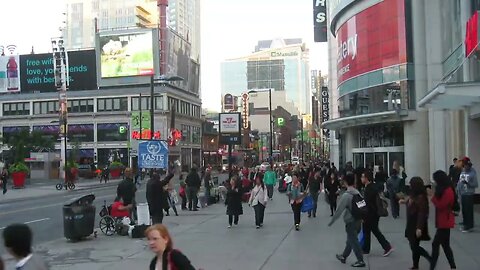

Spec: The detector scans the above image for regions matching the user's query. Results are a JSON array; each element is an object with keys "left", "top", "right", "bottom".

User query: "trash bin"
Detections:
[{"left": 63, "top": 194, "right": 96, "bottom": 240}]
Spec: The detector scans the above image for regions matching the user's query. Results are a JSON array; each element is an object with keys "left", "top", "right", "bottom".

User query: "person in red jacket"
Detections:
[{"left": 430, "top": 170, "right": 456, "bottom": 270}]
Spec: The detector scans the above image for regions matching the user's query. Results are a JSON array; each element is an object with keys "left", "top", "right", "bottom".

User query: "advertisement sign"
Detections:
[
  {"left": 99, "top": 31, "right": 154, "bottom": 78},
  {"left": 0, "top": 53, "right": 20, "bottom": 93},
  {"left": 33, "top": 125, "right": 60, "bottom": 142},
  {"left": 241, "top": 93, "right": 249, "bottom": 129},
  {"left": 219, "top": 113, "right": 241, "bottom": 145},
  {"left": 166, "top": 29, "right": 193, "bottom": 92},
  {"left": 19, "top": 50, "right": 97, "bottom": 93},
  {"left": 465, "top": 11, "right": 478, "bottom": 58},
  {"left": 321, "top": 86, "right": 330, "bottom": 136},
  {"left": 223, "top": 94, "right": 234, "bottom": 111},
  {"left": 336, "top": 0, "right": 407, "bottom": 85},
  {"left": 138, "top": 140, "right": 169, "bottom": 169},
  {"left": 314, "top": 0, "right": 328, "bottom": 42}
]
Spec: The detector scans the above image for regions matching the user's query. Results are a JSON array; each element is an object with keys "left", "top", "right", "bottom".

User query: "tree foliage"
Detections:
[{"left": 3, "top": 130, "right": 55, "bottom": 163}]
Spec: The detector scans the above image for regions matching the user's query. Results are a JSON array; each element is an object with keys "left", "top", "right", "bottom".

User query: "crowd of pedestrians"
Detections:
[{"left": 1, "top": 155, "right": 478, "bottom": 270}]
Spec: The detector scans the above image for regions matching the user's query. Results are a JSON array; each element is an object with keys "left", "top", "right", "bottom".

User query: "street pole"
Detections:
[
  {"left": 139, "top": 93, "right": 142, "bottom": 139},
  {"left": 301, "top": 118, "right": 304, "bottom": 162},
  {"left": 150, "top": 75, "right": 155, "bottom": 139},
  {"left": 268, "top": 88, "right": 273, "bottom": 164}
]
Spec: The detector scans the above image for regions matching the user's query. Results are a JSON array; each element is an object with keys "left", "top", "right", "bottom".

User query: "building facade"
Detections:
[
  {"left": 323, "top": 0, "right": 428, "bottom": 181},
  {"left": 220, "top": 38, "right": 311, "bottom": 114},
  {"left": 65, "top": 0, "right": 159, "bottom": 49}
]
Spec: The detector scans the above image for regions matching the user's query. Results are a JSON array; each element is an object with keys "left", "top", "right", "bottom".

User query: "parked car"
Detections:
[{"left": 77, "top": 164, "right": 96, "bottom": 179}]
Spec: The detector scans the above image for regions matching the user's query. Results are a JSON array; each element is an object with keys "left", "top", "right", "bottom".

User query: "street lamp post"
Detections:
[
  {"left": 52, "top": 37, "right": 69, "bottom": 182},
  {"left": 248, "top": 89, "right": 273, "bottom": 164}
]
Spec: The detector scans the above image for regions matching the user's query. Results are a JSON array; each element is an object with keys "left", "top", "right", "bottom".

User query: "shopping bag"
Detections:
[
  {"left": 357, "top": 226, "right": 365, "bottom": 246},
  {"left": 301, "top": 195, "right": 314, "bottom": 212}
]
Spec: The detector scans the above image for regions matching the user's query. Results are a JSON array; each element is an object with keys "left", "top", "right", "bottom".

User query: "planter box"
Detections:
[
  {"left": 12, "top": 172, "right": 27, "bottom": 188},
  {"left": 110, "top": 168, "right": 122, "bottom": 179}
]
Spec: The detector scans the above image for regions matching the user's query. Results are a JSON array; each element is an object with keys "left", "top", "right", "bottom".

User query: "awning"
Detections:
[
  {"left": 418, "top": 82, "right": 480, "bottom": 110},
  {"left": 321, "top": 110, "right": 413, "bottom": 130}
]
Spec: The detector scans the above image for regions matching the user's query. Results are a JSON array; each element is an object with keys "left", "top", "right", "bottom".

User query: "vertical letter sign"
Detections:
[
  {"left": 138, "top": 140, "right": 169, "bottom": 169},
  {"left": 314, "top": 0, "right": 327, "bottom": 42}
]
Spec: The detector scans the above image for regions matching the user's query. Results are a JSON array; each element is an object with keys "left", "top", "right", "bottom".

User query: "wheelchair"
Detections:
[{"left": 98, "top": 200, "right": 130, "bottom": 236}]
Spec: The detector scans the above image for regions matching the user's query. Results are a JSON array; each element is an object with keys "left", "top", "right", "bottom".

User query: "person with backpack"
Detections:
[
  {"left": 429, "top": 170, "right": 457, "bottom": 270},
  {"left": 146, "top": 224, "right": 196, "bottom": 270},
  {"left": 328, "top": 173, "right": 366, "bottom": 268},
  {"left": 360, "top": 171, "right": 394, "bottom": 256},
  {"left": 386, "top": 169, "right": 403, "bottom": 218},
  {"left": 248, "top": 177, "right": 269, "bottom": 229}
]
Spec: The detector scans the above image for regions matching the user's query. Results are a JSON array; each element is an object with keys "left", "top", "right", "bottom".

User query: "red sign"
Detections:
[
  {"left": 336, "top": 0, "right": 407, "bottom": 85},
  {"left": 466, "top": 11, "right": 478, "bottom": 58},
  {"left": 131, "top": 129, "right": 161, "bottom": 140}
]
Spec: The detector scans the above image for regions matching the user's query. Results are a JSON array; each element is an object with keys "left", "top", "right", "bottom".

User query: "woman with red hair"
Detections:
[{"left": 146, "top": 224, "right": 196, "bottom": 270}]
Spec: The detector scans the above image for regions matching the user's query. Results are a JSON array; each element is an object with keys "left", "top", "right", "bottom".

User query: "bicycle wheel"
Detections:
[
  {"left": 99, "top": 216, "right": 116, "bottom": 236},
  {"left": 67, "top": 182, "right": 75, "bottom": 190},
  {"left": 56, "top": 183, "right": 63, "bottom": 190}
]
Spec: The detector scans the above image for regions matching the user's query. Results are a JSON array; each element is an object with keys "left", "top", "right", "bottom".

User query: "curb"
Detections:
[{"left": 0, "top": 182, "right": 119, "bottom": 205}]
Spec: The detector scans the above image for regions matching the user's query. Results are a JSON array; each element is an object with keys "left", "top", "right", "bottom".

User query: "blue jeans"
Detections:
[
  {"left": 342, "top": 221, "right": 364, "bottom": 262},
  {"left": 461, "top": 194, "right": 474, "bottom": 230}
]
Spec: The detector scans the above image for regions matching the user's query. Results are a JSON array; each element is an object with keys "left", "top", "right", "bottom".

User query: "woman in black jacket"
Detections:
[
  {"left": 400, "top": 177, "right": 432, "bottom": 270},
  {"left": 225, "top": 176, "right": 243, "bottom": 228},
  {"left": 324, "top": 172, "right": 340, "bottom": 216},
  {"left": 146, "top": 224, "right": 196, "bottom": 270}
]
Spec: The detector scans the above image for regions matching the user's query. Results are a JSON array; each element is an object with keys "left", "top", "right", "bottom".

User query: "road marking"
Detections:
[
  {"left": 0, "top": 218, "right": 51, "bottom": 230},
  {"left": 24, "top": 218, "right": 50, "bottom": 224}
]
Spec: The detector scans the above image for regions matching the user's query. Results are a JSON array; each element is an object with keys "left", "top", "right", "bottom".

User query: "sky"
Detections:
[{"left": 0, "top": 0, "right": 329, "bottom": 111}]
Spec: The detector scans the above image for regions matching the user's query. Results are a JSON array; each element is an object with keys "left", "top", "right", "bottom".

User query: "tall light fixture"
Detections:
[{"left": 52, "top": 37, "right": 69, "bottom": 182}]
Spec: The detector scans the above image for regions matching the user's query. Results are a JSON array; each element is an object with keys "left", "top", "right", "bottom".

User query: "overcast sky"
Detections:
[{"left": 0, "top": 0, "right": 328, "bottom": 111}]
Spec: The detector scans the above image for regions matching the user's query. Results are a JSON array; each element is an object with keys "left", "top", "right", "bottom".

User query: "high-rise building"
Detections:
[
  {"left": 64, "top": 0, "right": 159, "bottom": 49},
  {"left": 167, "top": 0, "right": 200, "bottom": 61},
  {"left": 221, "top": 38, "right": 311, "bottom": 114}
]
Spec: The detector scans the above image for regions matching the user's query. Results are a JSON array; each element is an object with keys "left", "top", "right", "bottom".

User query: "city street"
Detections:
[{"left": 2, "top": 186, "right": 480, "bottom": 270}]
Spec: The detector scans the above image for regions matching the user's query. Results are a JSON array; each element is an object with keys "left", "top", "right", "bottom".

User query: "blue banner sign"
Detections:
[{"left": 138, "top": 140, "right": 169, "bottom": 169}]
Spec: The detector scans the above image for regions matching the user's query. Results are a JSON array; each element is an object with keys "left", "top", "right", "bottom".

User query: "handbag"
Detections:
[{"left": 301, "top": 195, "right": 314, "bottom": 212}]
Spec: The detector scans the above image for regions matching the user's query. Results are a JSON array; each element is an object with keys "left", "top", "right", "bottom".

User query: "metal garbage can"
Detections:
[{"left": 63, "top": 194, "right": 96, "bottom": 240}]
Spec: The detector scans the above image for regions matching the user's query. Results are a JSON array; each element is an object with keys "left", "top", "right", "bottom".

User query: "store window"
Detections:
[
  {"left": 97, "top": 123, "right": 128, "bottom": 141},
  {"left": 357, "top": 124, "right": 404, "bottom": 148}
]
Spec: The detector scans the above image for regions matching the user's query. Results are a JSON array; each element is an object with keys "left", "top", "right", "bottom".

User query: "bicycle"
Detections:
[{"left": 56, "top": 181, "right": 75, "bottom": 190}]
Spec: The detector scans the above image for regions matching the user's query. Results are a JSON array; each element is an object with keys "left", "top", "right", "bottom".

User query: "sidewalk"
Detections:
[
  {"left": 3, "top": 190, "right": 480, "bottom": 269},
  {"left": 0, "top": 178, "right": 121, "bottom": 204}
]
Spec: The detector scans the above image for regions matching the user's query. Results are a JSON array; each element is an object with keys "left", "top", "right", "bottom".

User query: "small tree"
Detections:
[{"left": 3, "top": 129, "right": 54, "bottom": 166}]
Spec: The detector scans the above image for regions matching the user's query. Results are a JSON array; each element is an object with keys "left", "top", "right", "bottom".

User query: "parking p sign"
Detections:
[{"left": 138, "top": 141, "right": 169, "bottom": 169}]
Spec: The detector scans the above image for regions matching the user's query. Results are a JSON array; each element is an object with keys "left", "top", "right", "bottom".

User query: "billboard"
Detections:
[
  {"left": 219, "top": 113, "right": 241, "bottom": 145},
  {"left": 19, "top": 50, "right": 97, "bottom": 93},
  {"left": 336, "top": 0, "right": 407, "bottom": 85},
  {"left": 223, "top": 94, "right": 234, "bottom": 111},
  {"left": 314, "top": 0, "right": 328, "bottom": 42},
  {"left": 166, "top": 29, "right": 193, "bottom": 92},
  {"left": 0, "top": 54, "right": 20, "bottom": 93},
  {"left": 99, "top": 31, "right": 154, "bottom": 78}
]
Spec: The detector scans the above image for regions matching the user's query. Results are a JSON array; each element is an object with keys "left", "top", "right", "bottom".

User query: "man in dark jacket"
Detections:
[
  {"left": 361, "top": 171, "right": 393, "bottom": 256},
  {"left": 185, "top": 167, "right": 201, "bottom": 211},
  {"left": 117, "top": 168, "right": 137, "bottom": 205},
  {"left": 146, "top": 170, "right": 174, "bottom": 224}
]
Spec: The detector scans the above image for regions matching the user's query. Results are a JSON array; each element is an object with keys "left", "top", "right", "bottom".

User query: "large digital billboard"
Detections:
[
  {"left": 99, "top": 31, "right": 154, "bottom": 78},
  {"left": 19, "top": 50, "right": 97, "bottom": 93},
  {"left": 336, "top": 0, "right": 407, "bottom": 85},
  {"left": 167, "top": 30, "right": 191, "bottom": 93},
  {"left": 0, "top": 54, "right": 21, "bottom": 93}
]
